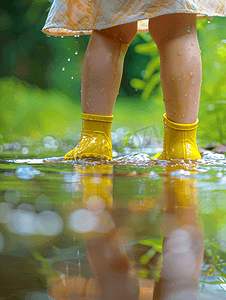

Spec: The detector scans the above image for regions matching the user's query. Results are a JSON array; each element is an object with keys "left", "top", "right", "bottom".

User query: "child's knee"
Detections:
[
  {"left": 149, "top": 13, "right": 196, "bottom": 45},
  {"left": 97, "top": 21, "right": 137, "bottom": 45}
]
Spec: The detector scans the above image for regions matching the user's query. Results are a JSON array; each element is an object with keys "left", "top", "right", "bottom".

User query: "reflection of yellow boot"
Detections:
[
  {"left": 154, "top": 114, "right": 201, "bottom": 160},
  {"left": 153, "top": 164, "right": 204, "bottom": 300},
  {"left": 65, "top": 113, "right": 114, "bottom": 161},
  {"left": 77, "top": 165, "right": 113, "bottom": 210},
  {"left": 163, "top": 164, "right": 199, "bottom": 210}
]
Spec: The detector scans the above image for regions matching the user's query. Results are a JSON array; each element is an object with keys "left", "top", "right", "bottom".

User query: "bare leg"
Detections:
[
  {"left": 149, "top": 13, "right": 202, "bottom": 124},
  {"left": 81, "top": 22, "right": 137, "bottom": 116},
  {"left": 64, "top": 22, "right": 137, "bottom": 160}
]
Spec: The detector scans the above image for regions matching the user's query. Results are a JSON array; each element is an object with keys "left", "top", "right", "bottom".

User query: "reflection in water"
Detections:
[
  {"left": 46, "top": 163, "right": 204, "bottom": 300},
  {"left": 153, "top": 164, "right": 204, "bottom": 300}
]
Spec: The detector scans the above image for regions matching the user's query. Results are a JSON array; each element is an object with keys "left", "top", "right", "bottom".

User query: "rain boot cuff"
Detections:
[
  {"left": 82, "top": 113, "right": 114, "bottom": 123},
  {"left": 163, "top": 113, "right": 199, "bottom": 131}
]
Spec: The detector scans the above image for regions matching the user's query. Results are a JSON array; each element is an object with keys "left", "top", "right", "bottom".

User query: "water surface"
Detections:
[{"left": 1, "top": 150, "right": 226, "bottom": 299}]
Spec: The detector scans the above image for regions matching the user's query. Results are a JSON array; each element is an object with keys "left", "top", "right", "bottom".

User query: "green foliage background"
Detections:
[{"left": 1, "top": 0, "right": 226, "bottom": 147}]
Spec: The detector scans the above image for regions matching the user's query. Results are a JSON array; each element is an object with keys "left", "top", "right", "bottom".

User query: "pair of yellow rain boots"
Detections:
[{"left": 64, "top": 113, "right": 201, "bottom": 161}]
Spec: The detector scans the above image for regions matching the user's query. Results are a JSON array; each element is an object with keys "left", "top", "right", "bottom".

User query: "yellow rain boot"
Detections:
[
  {"left": 64, "top": 113, "right": 114, "bottom": 161},
  {"left": 154, "top": 114, "right": 201, "bottom": 160}
]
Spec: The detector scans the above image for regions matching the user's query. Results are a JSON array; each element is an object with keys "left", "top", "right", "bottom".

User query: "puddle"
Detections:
[{"left": 0, "top": 150, "right": 226, "bottom": 299}]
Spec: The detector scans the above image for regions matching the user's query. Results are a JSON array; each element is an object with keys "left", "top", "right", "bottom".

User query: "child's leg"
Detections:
[
  {"left": 149, "top": 13, "right": 201, "bottom": 124},
  {"left": 64, "top": 22, "right": 137, "bottom": 160},
  {"left": 149, "top": 14, "right": 202, "bottom": 159},
  {"left": 82, "top": 22, "right": 137, "bottom": 116}
]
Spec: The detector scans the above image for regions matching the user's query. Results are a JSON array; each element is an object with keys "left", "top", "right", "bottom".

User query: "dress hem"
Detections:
[{"left": 42, "top": 11, "right": 224, "bottom": 37}]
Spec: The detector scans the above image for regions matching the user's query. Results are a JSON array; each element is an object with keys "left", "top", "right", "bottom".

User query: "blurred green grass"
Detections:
[
  {"left": 1, "top": 1, "right": 226, "bottom": 150},
  {"left": 0, "top": 76, "right": 165, "bottom": 144}
]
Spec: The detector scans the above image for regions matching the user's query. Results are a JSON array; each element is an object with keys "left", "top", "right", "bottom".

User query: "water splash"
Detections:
[{"left": 15, "top": 165, "right": 41, "bottom": 180}]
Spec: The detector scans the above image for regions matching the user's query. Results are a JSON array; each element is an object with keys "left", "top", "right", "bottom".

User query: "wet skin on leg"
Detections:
[
  {"left": 149, "top": 13, "right": 202, "bottom": 159},
  {"left": 64, "top": 22, "right": 137, "bottom": 160},
  {"left": 81, "top": 22, "right": 137, "bottom": 116},
  {"left": 149, "top": 13, "right": 202, "bottom": 124}
]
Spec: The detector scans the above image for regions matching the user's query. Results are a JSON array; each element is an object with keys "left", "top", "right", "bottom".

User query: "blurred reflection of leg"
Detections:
[
  {"left": 77, "top": 165, "right": 139, "bottom": 300},
  {"left": 153, "top": 165, "right": 204, "bottom": 300},
  {"left": 85, "top": 229, "right": 139, "bottom": 300}
]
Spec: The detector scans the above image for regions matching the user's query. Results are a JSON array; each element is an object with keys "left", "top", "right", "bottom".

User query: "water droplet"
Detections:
[
  {"left": 195, "top": 65, "right": 197, "bottom": 68},
  {"left": 62, "top": 67, "right": 65, "bottom": 71},
  {"left": 177, "top": 51, "right": 182, "bottom": 56},
  {"left": 191, "top": 82, "right": 195, "bottom": 86},
  {"left": 87, "top": 103, "right": 90, "bottom": 107},
  {"left": 61, "top": 36, "right": 64, "bottom": 38},
  {"left": 68, "top": 48, "right": 70, "bottom": 50},
  {"left": 178, "top": 78, "right": 181, "bottom": 81},
  {"left": 92, "top": 109, "right": 94, "bottom": 112},
  {"left": 188, "top": 26, "right": 191, "bottom": 33},
  {"left": 191, "top": 42, "right": 194, "bottom": 46},
  {"left": 192, "top": 56, "right": 196, "bottom": 59},
  {"left": 190, "top": 89, "right": 192, "bottom": 92},
  {"left": 190, "top": 71, "right": 193, "bottom": 77},
  {"left": 86, "top": 83, "right": 89, "bottom": 87},
  {"left": 68, "top": 58, "right": 71, "bottom": 61},
  {"left": 75, "top": 51, "right": 78, "bottom": 55},
  {"left": 171, "top": 77, "right": 175, "bottom": 81},
  {"left": 185, "top": 94, "right": 188, "bottom": 97},
  {"left": 71, "top": 76, "right": 74, "bottom": 80},
  {"left": 207, "top": 21, "right": 210, "bottom": 24},
  {"left": 21, "top": 147, "right": 29, "bottom": 155},
  {"left": 182, "top": 114, "right": 185, "bottom": 118}
]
